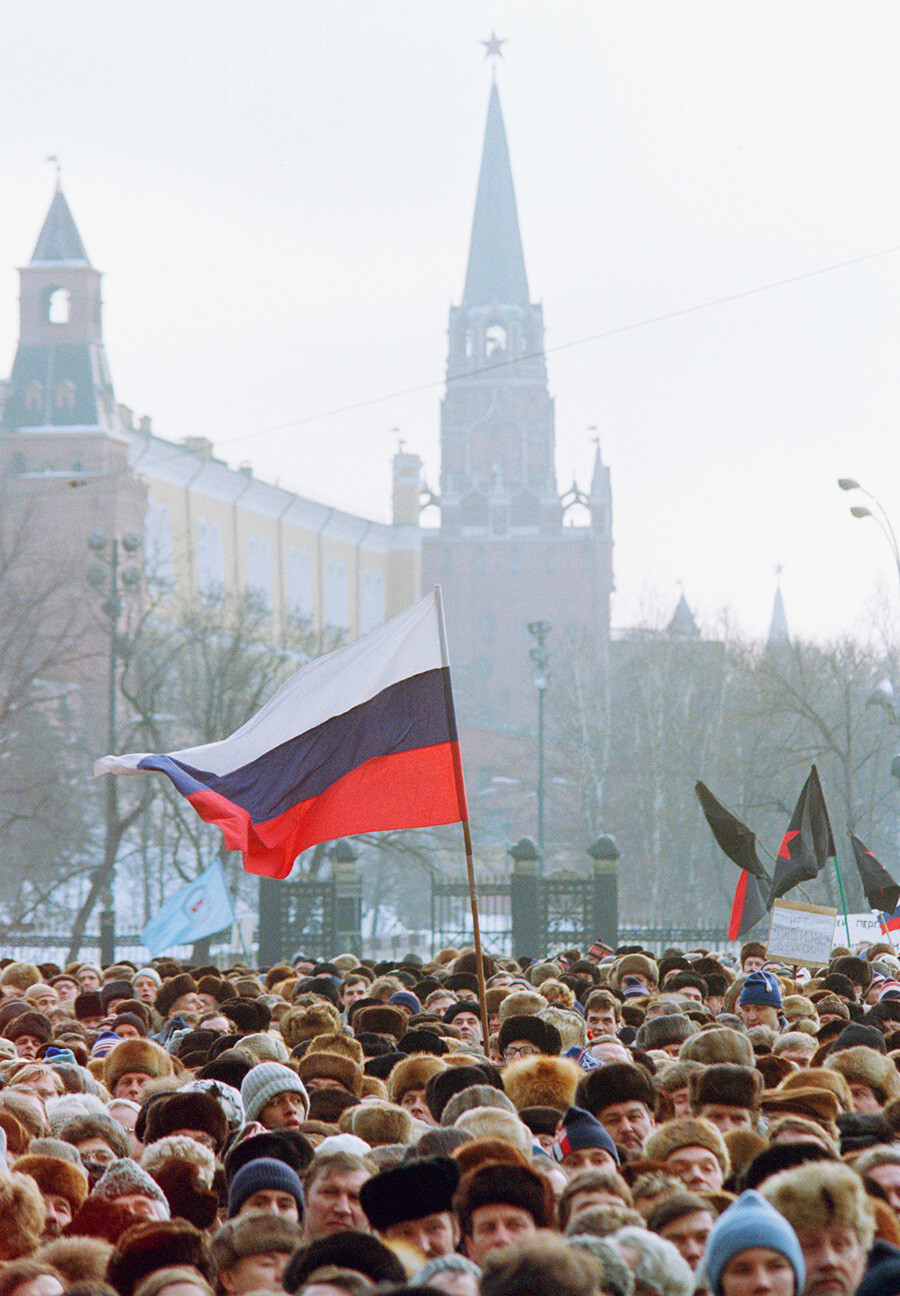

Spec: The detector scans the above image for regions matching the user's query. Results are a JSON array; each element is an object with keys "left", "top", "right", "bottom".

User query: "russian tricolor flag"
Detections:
[{"left": 95, "top": 590, "right": 468, "bottom": 878}]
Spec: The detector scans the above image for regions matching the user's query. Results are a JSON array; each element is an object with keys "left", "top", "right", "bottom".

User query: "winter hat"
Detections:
[
  {"left": 74, "top": 992, "right": 103, "bottom": 1021},
  {"left": 100, "top": 980, "right": 134, "bottom": 1010},
  {"left": 612, "top": 954, "right": 659, "bottom": 989},
  {"left": 132, "top": 968, "right": 161, "bottom": 990},
  {"left": 141, "top": 1135, "right": 216, "bottom": 1187},
  {"left": 440, "top": 1085, "right": 517, "bottom": 1127},
  {"left": 223, "top": 1125, "right": 314, "bottom": 1181},
  {"left": 241, "top": 1062, "right": 309, "bottom": 1123},
  {"left": 0, "top": 962, "right": 41, "bottom": 992},
  {"left": 92, "top": 1159, "right": 170, "bottom": 1212},
  {"left": 497, "top": 991, "right": 549, "bottom": 1023},
  {"left": 831, "top": 1024, "right": 887, "bottom": 1053},
  {"left": 154, "top": 974, "right": 198, "bottom": 1020},
  {"left": 3, "top": 1010, "right": 52, "bottom": 1043},
  {"left": 354, "top": 1006, "right": 407, "bottom": 1039},
  {"left": 111, "top": 1014, "right": 148, "bottom": 1038},
  {"left": 497, "top": 1014, "right": 562, "bottom": 1057},
  {"left": 738, "top": 972, "right": 782, "bottom": 1010},
  {"left": 150, "top": 1158, "right": 219, "bottom": 1231},
  {"left": 91, "top": 1030, "right": 123, "bottom": 1059},
  {"left": 778, "top": 1067, "right": 852, "bottom": 1111},
  {"left": 236, "top": 1032, "right": 289, "bottom": 1065},
  {"left": 56, "top": 1113, "right": 131, "bottom": 1161},
  {"left": 398, "top": 1029, "right": 448, "bottom": 1056},
  {"left": 346, "top": 1102, "right": 411, "bottom": 1147},
  {"left": 198, "top": 1050, "right": 254, "bottom": 1092},
  {"left": 106, "top": 1219, "right": 212, "bottom": 1296},
  {"left": 644, "top": 1118, "right": 731, "bottom": 1177},
  {"left": 178, "top": 1078, "right": 245, "bottom": 1131},
  {"left": 578, "top": 1062, "right": 655, "bottom": 1116},
  {"left": 689, "top": 1065, "right": 762, "bottom": 1114},
  {"left": 679, "top": 1028, "right": 755, "bottom": 1068},
  {"left": 143, "top": 1089, "right": 230, "bottom": 1153},
  {"left": 0, "top": 1000, "right": 29, "bottom": 1031},
  {"left": 636, "top": 1014, "right": 698, "bottom": 1051},
  {"left": 13, "top": 1153, "right": 89, "bottom": 1213},
  {"left": 221, "top": 997, "right": 273, "bottom": 1036},
  {"left": 425, "top": 1066, "right": 491, "bottom": 1121},
  {"left": 103, "top": 1039, "right": 173, "bottom": 1095},
  {"left": 701, "top": 1189, "right": 804, "bottom": 1296},
  {"left": 453, "top": 1161, "right": 553, "bottom": 1234},
  {"left": 279, "top": 1002, "right": 339, "bottom": 1048},
  {"left": 296, "top": 1051, "right": 362, "bottom": 1096},
  {"left": 552, "top": 1105, "right": 619, "bottom": 1164},
  {"left": 360, "top": 1155, "right": 459, "bottom": 1232},
  {"left": 227, "top": 1157, "right": 304, "bottom": 1218},
  {"left": 502, "top": 1055, "right": 582, "bottom": 1112},
  {"left": 388, "top": 992, "right": 421, "bottom": 1014},
  {"left": 387, "top": 1053, "right": 446, "bottom": 1105},
  {"left": 210, "top": 1215, "right": 302, "bottom": 1273},
  {"left": 826, "top": 1045, "right": 900, "bottom": 1102}
]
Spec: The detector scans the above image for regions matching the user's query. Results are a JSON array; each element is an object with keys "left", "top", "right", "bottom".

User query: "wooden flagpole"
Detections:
[{"left": 434, "top": 586, "right": 491, "bottom": 1051}]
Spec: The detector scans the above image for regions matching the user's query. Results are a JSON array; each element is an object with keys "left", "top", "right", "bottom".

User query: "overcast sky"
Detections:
[{"left": 2, "top": 2, "right": 899, "bottom": 643}]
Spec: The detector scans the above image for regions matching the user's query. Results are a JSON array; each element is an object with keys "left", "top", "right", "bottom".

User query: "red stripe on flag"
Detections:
[
  {"left": 187, "top": 741, "right": 464, "bottom": 878},
  {"left": 728, "top": 870, "right": 749, "bottom": 941}
]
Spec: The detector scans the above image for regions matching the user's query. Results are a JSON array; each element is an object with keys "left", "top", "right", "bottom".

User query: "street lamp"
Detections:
[
  {"left": 837, "top": 478, "right": 900, "bottom": 595},
  {"left": 87, "top": 530, "right": 142, "bottom": 964},
  {"left": 527, "top": 620, "right": 551, "bottom": 856}
]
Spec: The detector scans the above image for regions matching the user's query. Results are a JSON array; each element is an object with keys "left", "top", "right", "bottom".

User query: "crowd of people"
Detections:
[{"left": 0, "top": 936, "right": 898, "bottom": 1296}]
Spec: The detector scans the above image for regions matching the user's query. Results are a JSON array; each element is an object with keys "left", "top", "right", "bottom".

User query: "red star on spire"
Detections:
[{"left": 481, "top": 31, "right": 507, "bottom": 61}]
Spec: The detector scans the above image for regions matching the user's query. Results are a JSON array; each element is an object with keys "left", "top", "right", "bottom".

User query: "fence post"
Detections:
[
  {"left": 329, "top": 839, "right": 362, "bottom": 957},
  {"left": 257, "top": 877, "right": 285, "bottom": 966},
  {"left": 588, "top": 836, "right": 620, "bottom": 950},
  {"left": 509, "top": 837, "right": 543, "bottom": 961}
]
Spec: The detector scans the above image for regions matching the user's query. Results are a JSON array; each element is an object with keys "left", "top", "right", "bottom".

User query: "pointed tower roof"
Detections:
[
  {"left": 30, "top": 188, "right": 90, "bottom": 265},
  {"left": 668, "top": 591, "right": 700, "bottom": 639},
  {"left": 462, "top": 83, "right": 529, "bottom": 308},
  {"left": 767, "top": 583, "right": 789, "bottom": 646}
]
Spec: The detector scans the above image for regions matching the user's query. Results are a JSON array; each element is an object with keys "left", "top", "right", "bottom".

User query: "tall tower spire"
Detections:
[{"left": 462, "top": 83, "right": 529, "bottom": 309}]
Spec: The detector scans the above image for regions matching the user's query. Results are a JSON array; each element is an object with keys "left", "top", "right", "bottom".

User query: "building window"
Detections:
[
  {"left": 287, "top": 547, "right": 312, "bottom": 619},
  {"left": 55, "top": 380, "right": 76, "bottom": 410},
  {"left": 46, "top": 288, "right": 70, "bottom": 324},
  {"left": 25, "top": 381, "right": 43, "bottom": 412},
  {"left": 196, "top": 517, "right": 224, "bottom": 594},
  {"left": 246, "top": 535, "right": 271, "bottom": 608}
]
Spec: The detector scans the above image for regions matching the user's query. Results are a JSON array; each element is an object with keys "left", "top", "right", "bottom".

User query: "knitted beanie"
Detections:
[
  {"left": 226, "top": 1156, "right": 304, "bottom": 1218},
  {"left": 132, "top": 968, "right": 162, "bottom": 989},
  {"left": 701, "top": 1189, "right": 804, "bottom": 1296},
  {"left": 92, "top": 1158, "right": 170, "bottom": 1211},
  {"left": 738, "top": 972, "right": 782, "bottom": 1010},
  {"left": 552, "top": 1105, "right": 619, "bottom": 1164},
  {"left": 241, "top": 1062, "right": 309, "bottom": 1123}
]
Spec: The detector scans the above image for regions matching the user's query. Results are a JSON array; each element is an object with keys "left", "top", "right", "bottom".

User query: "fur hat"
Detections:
[
  {"left": 578, "top": 1062, "right": 655, "bottom": 1116},
  {"left": 612, "top": 954, "right": 659, "bottom": 989},
  {"left": 346, "top": 1102, "right": 411, "bottom": 1147},
  {"left": 226, "top": 1157, "right": 304, "bottom": 1219},
  {"left": 282, "top": 1228, "right": 406, "bottom": 1289},
  {"left": 760, "top": 1160, "right": 875, "bottom": 1254},
  {"left": 644, "top": 1117, "right": 730, "bottom": 1176},
  {"left": 760, "top": 1087, "right": 841, "bottom": 1134},
  {"left": 398, "top": 1028, "right": 448, "bottom": 1057},
  {"left": 103, "top": 1039, "right": 173, "bottom": 1095},
  {"left": 441, "top": 1085, "right": 517, "bottom": 1127},
  {"left": 826, "top": 1046, "right": 900, "bottom": 1103},
  {"left": 0, "top": 962, "right": 41, "bottom": 992},
  {"left": 637, "top": 1015, "right": 698, "bottom": 1052},
  {"left": 241, "top": 1062, "right": 309, "bottom": 1123},
  {"left": 497, "top": 1015, "right": 562, "bottom": 1057},
  {"left": 0, "top": 1110, "right": 36, "bottom": 1158},
  {"left": 296, "top": 1051, "right": 362, "bottom": 1096},
  {"left": 387, "top": 1054, "right": 446, "bottom": 1105},
  {"left": 220, "top": 998, "right": 272, "bottom": 1035},
  {"left": 143, "top": 1089, "right": 229, "bottom": 1152},
  {"left": 101, "top": 980, "right": 135, "bottom": 1010},
  {"left": 764, "top": 1116, "right": 839, "bottom": 1156},
  {"left": 360, "top": 1154, "right": 459, "bottom": 1231},
  {"left": 14, "top": 1152, "right": 89, "bottom": 1212},
  {"left": 353, "top": 1006, "right": 407, "bottom": 1039},
  {"left": 223, "top": 1126, "right": 315, "bottom": 1181},
  {"left": 154, "top": 974, "right": 198, "bottom": 1020},
  {"left": 107, "top": 1219, "right": 213, "bottom": 1296},
  {"left": 151, "top": 1159, "right": 219, "bottom": 1231},
  {"left": 239, "top": 1032, "right": 289, "bottom": 1065},
  {"left": 210, "top": 1215, "right": 302, "bottom": 1271},
  {"left": 279, "top": 1003, "right": 340, "bottom": 1049},
  {"left": 689, "top": 1065, "right": 762, "bottom": 1114},
  {"left": 425, "top": 1066, "right": 490, "bottom": 1121},
  {"left": 74, "top": 992, "right": 103, "bottom": 1021},
  {"left": 0, "top": 1171, "right": 48, "bottom": 1256},
  {"left": 497, "top": 991, "right": 549, "bottom": 1023},
  {"left": 37, "top": 1234, "right": 114, "bottom": 1282},
  {"left": 539, "top": 1006, "right": 587, "bottom": 1050},
  {"left": 679, "top": 1028, "right": 755, "bottom": 1068},
  {"left": 198, "top": 1050, "right": 254, "bottom": 1092},
  {"left": 502, "top": 1055, "right": 582, "bottom": 1112},
  {"left": 778, "top": 1067, "right": 852, "bottom": 1111},
  {"left": 307, "top": 1031, "right": 364, "bottom": 1065},
  {"left": 453, "top": 1161, "right": 553, "bottom": 1234},
  {"left": 3, "top": 1010, "right": 52, "bottom": 1043},
  {"left": 140, "top": 1135, "right": 216, "bottom": 1187}
]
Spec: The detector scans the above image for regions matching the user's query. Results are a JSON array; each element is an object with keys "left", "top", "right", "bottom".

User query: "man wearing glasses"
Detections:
[{"left": 497, "top": 1015, "right": 561, "bottom": 1065}]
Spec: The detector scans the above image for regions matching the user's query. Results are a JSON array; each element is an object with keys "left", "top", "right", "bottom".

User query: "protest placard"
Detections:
[{"left": 767, "top": 900, "right": 837, "bottom": 967}]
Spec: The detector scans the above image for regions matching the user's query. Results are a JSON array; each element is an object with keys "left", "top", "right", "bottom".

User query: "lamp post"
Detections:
[
  {"left": 86, "top": 530, "right": 142, "bottom": 964},
  {"left": 527, "top": 620, "right": 551, "bottom": 856},
  {"left": 837, "top": 478, "right": 900, "bottom": 596}
]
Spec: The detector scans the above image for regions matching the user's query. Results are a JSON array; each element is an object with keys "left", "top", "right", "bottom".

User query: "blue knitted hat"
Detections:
[
  {"left": 738, "top": 971, "right": 782, "bottom": 1009},
  {"left": 552, "top": 1106, "right": 619, "bottom": 1165},
  {"left": 702, "top": 1190, "right": 804, "bottom": 1296},
  {"left": 227, "top": 1157, "right": 304, "bottom": 1219}
]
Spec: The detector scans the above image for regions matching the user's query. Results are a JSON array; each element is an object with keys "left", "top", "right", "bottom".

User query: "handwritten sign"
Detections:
[{"left": 767, "top": 900, "right": 837, "bottom": 967}]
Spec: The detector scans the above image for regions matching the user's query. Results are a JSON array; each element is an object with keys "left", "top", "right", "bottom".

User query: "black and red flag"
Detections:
[
  {"left": 768, "top": 765, "right": 835, "bottom": 905},
  {"left": 849, "top": 833, "right": 900, "bottom": 915},
  {"left": 694, "top": 781, "right": 772, "bottom": 939}
]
